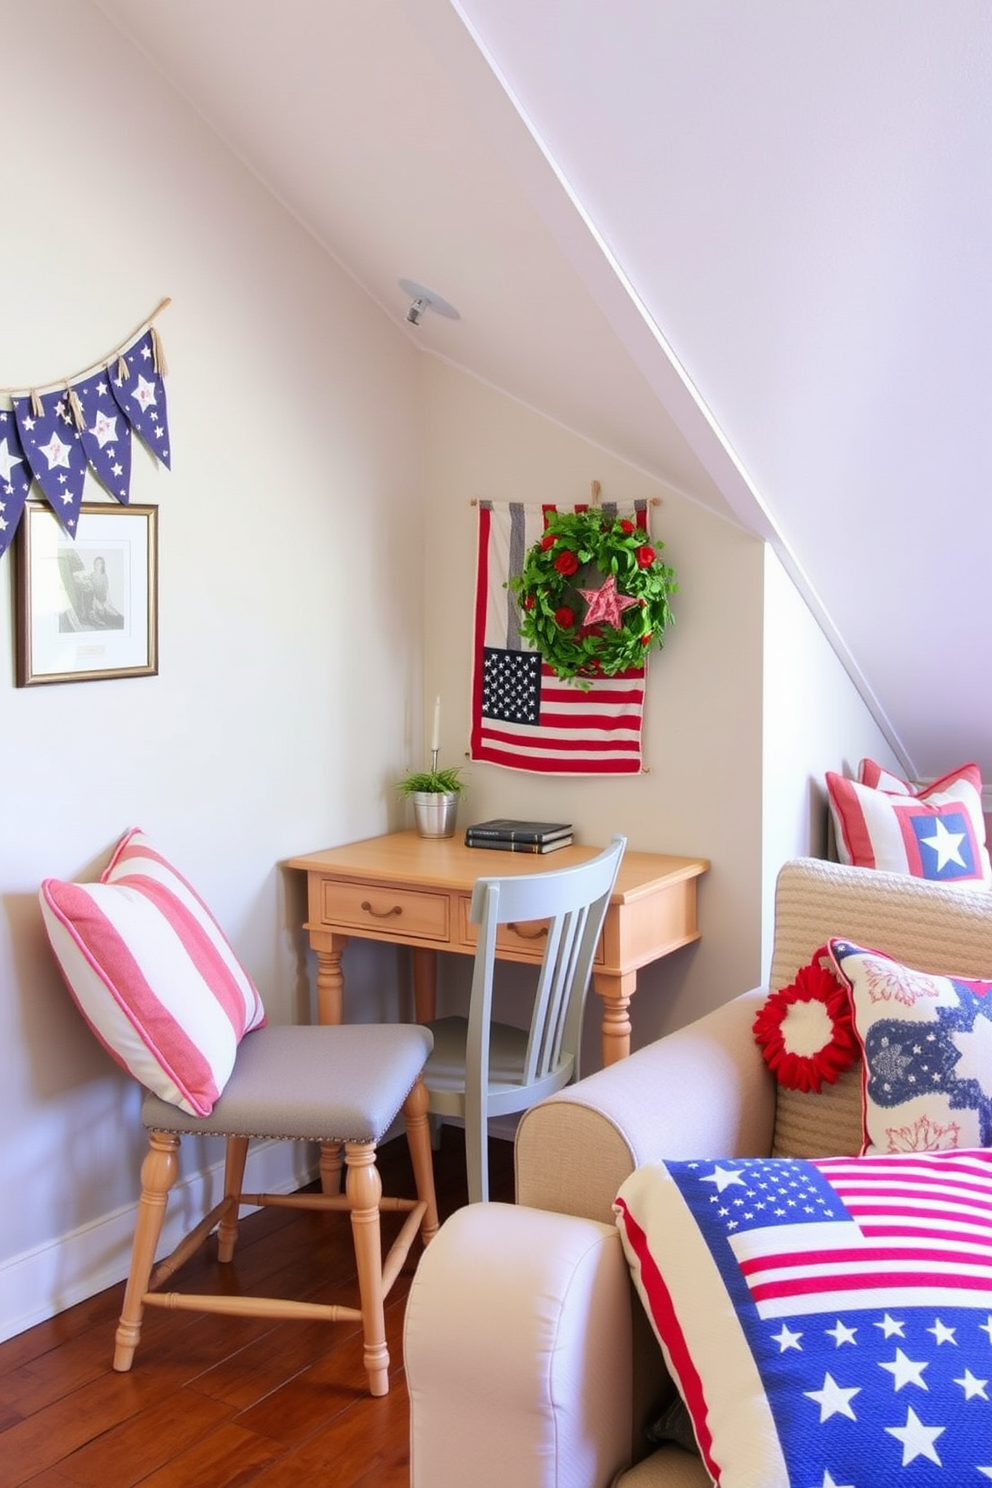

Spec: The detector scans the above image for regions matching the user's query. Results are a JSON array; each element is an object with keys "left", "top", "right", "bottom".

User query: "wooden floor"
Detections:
[{"left": 0, "top": 1127, "right": 515, "bottom": 1488}]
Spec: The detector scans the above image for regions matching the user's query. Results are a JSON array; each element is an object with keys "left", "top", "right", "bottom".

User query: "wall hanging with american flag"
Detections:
[
  {"left": 470, "top": 498, "right": 672, "bottom": 776},
  {"left": 0, "top": 299, "right": 171, "bottom": 561}
]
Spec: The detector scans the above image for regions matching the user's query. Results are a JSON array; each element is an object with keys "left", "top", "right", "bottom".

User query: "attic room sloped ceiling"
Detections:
[{"left": 91, "top": 0, "right": 992, "bottom": 786}]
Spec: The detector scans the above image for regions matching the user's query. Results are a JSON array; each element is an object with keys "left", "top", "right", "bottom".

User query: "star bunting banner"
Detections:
[
  {"left": 0, "top": 301, "right": 170, "bottom": 551},
  {"left": 13, "top": 389, "right": 89, "bottom": 538},
  {"left": 470, "top": 499, "right": 648, "bottom": 775},
  {"left": 0, "top": 408, "right": 34, "bottom": 559}
]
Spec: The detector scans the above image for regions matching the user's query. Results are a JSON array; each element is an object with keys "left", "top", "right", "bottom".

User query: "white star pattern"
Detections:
[
  {"left": 88, "top": 410, "right": 119, "bottom": 448},
  {"left": 819, "top": 1474, "right": 855, "bottom": 1488},
  {"left": 130, "top": 374, "right": 157, "bottom": 410},
  {"left": 875, "top": 1313, "right": 906, "bottom": 1338},
  {"left": 804, "top": 1373, "right": 860, "bottom": 1422},
  {"left": 955, "top": 1369, "right": 989, "bottom": 1399},
  {"left": 928, "top": 1318, "right": 957, "bottom": 1345},
  {"left": 0, "top": 438, "right": 23, "bottom": 483},
  {"left": 772, "top": 1323, "right": 803, "bottom": 1352},
  {"left": 885, "top": 1405, "right": 945, "bottom": 1465},
  {"left": 920, "top": 817, "right": 967, "bottom": 871},
  {"left": 38, "top": 432, "right": 71, "bottom": 470},
  {"left": 700, "top": 1164, "right": 747, "bottom": 1193},
  {"left": 826, "top": 1320, "right": 857, "bottom": 1347},
  {"left": 879, "top": 1348, "right": 929, "bottom": 1390}
]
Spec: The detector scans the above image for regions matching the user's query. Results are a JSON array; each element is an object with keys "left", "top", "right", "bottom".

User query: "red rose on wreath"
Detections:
[
  {"left": 540, "top": 534, "right": 557, "bottom": 551},
  {"left": 619, "top": 519, "right": 635, "bottom": 534},
  {"left": 555, "top": 551, "right": 579, "bottom": 576},
  {"left": 636, "top": 545, "right": 656, "bottom": 568},
  {"left": 752, "top": 947, "right": 858, "bottom": 1093},
  {"left": 554, "top": 607, "right": 575, "bottom": 629},
  {"left": 523, "top": 595, "right": 535, "bottom": 610}
]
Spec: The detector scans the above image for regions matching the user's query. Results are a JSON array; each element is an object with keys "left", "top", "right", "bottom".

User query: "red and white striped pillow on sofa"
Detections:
[{"left": 40, "top": 827, "right": 266, "bottom": 1115}]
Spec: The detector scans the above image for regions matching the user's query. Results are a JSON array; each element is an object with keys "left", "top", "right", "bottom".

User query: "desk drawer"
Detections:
[
  {"left": 458, "top": 899, "right": 605, "bottom": 965},
  {"left": 318, "top": 880, "right": 450, "bottom": 942}
]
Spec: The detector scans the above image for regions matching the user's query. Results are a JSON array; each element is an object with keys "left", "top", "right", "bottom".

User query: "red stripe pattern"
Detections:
[
  {"left": 615, "top": 1149, "right": 992, "bottom": 1485},
  {"left": 40, "top": 827, "right": 265, "bottom": 1116}
]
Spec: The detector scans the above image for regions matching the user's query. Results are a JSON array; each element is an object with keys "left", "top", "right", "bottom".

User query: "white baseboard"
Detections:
[{"left": 0, "top": 1139, "right": 318, "bottom": 1346}]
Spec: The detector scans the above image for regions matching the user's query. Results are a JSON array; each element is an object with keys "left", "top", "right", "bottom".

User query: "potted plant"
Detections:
[{"left": 396, "top": 764, "right": 465, "bottom": 839}]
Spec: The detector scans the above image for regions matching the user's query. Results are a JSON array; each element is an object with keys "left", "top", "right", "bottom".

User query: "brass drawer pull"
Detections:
[
  {"left": 506, "top": 922, "right": 548, "bottom": 941},
  {"left": 361, "top": 900, "right": 403, "bottom": 920}
]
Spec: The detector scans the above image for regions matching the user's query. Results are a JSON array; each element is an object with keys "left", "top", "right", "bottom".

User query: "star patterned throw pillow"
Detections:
[
  {"left": 825, "top": 762, "right": 991, "bottom": 891},
  {"left": 828, "top": 939, "right": 992, "bottom": 1155},
  {"left": 615, "top": 1149, "right": 992, "bottom": 1488}
]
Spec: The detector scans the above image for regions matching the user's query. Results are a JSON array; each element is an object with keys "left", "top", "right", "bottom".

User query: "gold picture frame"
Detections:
[{"left": 15, "top": 501, "right": 158, "bottom": 686}]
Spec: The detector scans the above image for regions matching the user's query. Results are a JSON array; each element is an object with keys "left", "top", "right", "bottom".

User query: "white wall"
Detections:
[
  {"left": 0, "top": 2, "right": 423, "bottom": 1338},
  {"left": 420, "top": 359, "right": 769, "bottom": 1060},
  {"left": 760, "top": 545, "right": 908, "bottom": 975}
]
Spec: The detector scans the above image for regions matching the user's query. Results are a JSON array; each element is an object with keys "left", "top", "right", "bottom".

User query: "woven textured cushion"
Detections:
[
  {"left": 39, "top": 828, "right": 266, "bottom": 1116},
  {"left": 767, "top": 858, "right": 992, "bottom": 1160},
  {"left": 140, "top": 1024, "right": 433, "bottom": 1142},
  {"left": 829, "top": 938, "right": 992, "bottom": 1154},
  {"left": 615, "top": 1150, "right": 992, "bottom": 1487},
  {"left": 826, "top": 763, "right": 991, "bottom": 890}
]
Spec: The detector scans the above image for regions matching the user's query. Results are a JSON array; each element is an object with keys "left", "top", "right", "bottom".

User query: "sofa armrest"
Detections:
[
  {"left": 516, "top": 987, "right": 776, "bottom": 1225},
  {"left": 406, "top": 1203, "right": 637, "bottom": 1488}
]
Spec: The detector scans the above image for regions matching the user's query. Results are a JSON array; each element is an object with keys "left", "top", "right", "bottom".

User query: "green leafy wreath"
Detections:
[{"left": 507, "top": 508, "right": 678, "bottom": 685}]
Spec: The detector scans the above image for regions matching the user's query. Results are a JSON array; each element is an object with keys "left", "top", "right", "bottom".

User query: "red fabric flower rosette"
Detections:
[{"left": 752, "top": 946, "right": 858, "bottom": 1093}]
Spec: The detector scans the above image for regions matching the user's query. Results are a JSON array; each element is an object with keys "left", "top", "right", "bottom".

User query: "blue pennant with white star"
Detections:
[
  {"left": 0, "top": 408, "right": 33, "bottom": 557},
  {"left": 110, "top": 328, "right": 170, "bottom": 469},
  {"left": 73, "top": 368, "right": 133, "bottom": 503},
  {"left": 13, "top": 390, "right": 88, "bottom": 536}
]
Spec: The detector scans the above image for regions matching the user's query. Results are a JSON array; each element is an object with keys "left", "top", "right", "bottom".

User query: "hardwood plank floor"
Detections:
[{"left": 0, "top": 1127, "right": 514, "bottom": 1488}]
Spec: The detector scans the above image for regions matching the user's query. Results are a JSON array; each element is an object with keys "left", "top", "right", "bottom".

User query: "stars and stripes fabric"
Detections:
[
  {"left": 615, "top": 1150, "right": 992, "bottom": 1486},
  {"left": 470, "top": 500, "right": 647, "bottom": 775},
  {"left": 0, "top": 408, "right": 33, "bottom": 558},
  {"left": 13, "top": 390, "right": 89, "bottom": 536}
]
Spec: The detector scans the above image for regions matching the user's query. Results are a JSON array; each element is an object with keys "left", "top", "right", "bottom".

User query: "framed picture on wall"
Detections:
[{"left": 14, "top": 501, "right": 158, "bottom": 686}]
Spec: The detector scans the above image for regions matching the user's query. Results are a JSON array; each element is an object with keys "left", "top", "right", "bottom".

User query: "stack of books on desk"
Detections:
[{"left": 464, "top": 819, "right": 574, "bottom": 854}]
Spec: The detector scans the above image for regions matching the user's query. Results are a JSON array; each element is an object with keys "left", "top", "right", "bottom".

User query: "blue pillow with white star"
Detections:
[
  {"left": 615, "top": 1149, "right": 992, "bottom": 1488},
  {"left": 829, "top": 939, "right": 992, "bottom": 1155}
]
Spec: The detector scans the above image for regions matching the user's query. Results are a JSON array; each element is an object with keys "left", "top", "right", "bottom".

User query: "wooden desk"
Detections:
[{"left": 286, "top": 831, "right": 708, "bottom": 1067}]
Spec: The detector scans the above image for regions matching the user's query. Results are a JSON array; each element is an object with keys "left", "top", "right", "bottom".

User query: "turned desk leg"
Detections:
[
  {"left": 592, "top": 969, "right": 635, "bottom": 1066},
  {"left": 315, "top": 934, "right": 348, "bottom": 1025},
  {"left": 411, "top": 947, "right": 437, "bottom": 1024}
]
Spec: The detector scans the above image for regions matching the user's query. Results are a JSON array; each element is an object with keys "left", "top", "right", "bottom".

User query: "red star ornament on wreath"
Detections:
[{"left": 577, "top": 573, "right": 640, "bottom": 629}]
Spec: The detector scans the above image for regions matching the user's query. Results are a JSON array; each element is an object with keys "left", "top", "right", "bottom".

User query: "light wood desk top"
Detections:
[{"left": 287, "top": 831, "right": 709, "bottom": 1066}]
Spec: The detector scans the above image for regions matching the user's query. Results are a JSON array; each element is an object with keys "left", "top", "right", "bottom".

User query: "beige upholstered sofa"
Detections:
[{"left": 404, "top": 856, "right": 992, "bottom": 1488}]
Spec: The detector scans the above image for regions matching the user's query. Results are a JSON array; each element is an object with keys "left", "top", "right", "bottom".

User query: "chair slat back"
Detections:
[{"left": 468, "top": 835, "right": 626, "bottom": 1091}]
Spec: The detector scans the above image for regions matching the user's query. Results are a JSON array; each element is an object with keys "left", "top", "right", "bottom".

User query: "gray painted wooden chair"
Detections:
[{"left": 422, "top": 836, "right": 626, "bottom": 1202}]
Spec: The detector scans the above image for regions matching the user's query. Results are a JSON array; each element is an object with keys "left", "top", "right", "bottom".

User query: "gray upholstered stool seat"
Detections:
[
  {"left": 115, "top": 1022, "right": 438, "bottom": 1397},
  {"left": 141, "top": 1023, "right": 433, "bottom": 1142}
]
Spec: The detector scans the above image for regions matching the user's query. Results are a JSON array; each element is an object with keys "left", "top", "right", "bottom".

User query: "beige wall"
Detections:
[
  {"left": 0, "top": 3, "right": 423, "bottom": 1337},
  {"left": 419, "top": 359, "right": 768, "bottom": 1057}
]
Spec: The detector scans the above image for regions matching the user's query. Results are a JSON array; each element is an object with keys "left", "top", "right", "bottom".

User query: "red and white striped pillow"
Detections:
[
  {"left": 40, "top": 828, "right": 266, "bottom": 1115},
  {"left": 826, "top": 760, "right": 991, "bottom": 890}
]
